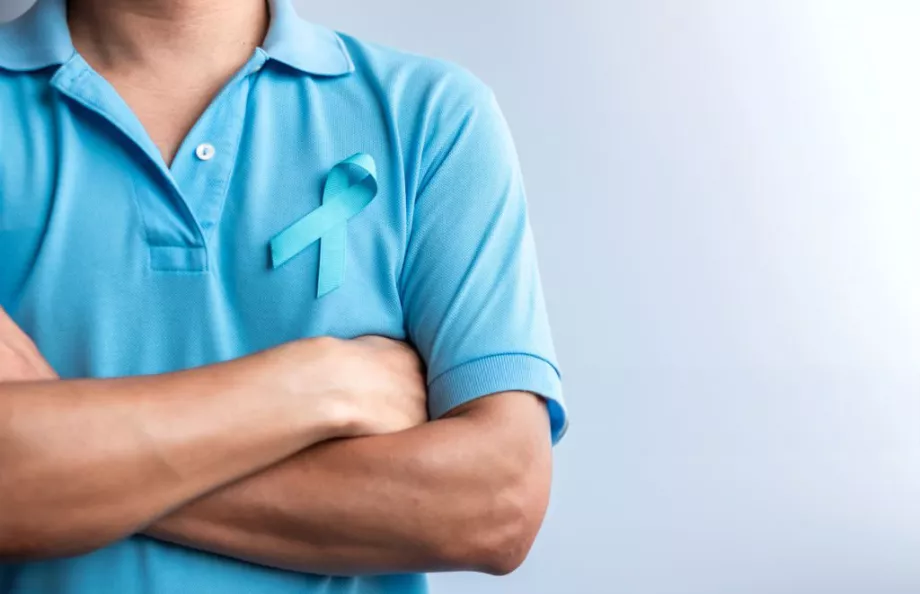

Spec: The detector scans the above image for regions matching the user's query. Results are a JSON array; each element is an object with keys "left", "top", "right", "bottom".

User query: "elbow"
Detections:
[
  {"left": 434, "top": 395, "right": 556, "bottom": 576},
  {"left": 450, "top": 468, "right": 552, "bottom": 576},
  {"left": 475, "top": 524, "right": 539, "bottom": 577}
]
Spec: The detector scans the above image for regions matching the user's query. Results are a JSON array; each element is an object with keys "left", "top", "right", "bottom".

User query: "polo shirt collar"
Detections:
[
  {"left": 262, "top": 0, "right": 354, "bottom": 76},
  {"left": 0, "top": 0, "right": 354, "bottom": 77}
]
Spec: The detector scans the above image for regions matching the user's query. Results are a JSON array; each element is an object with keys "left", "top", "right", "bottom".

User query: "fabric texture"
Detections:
[{"left": 0, "top": 0, "right": 568, "bottom": 592}]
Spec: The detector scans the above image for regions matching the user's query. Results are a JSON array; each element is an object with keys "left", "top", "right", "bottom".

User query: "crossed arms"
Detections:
[
  {"left": 0, "top": 77, "right": 562, "bottom": 577},
  {"left": 0, "top": 308, "right": 553, "bottom": 576}
]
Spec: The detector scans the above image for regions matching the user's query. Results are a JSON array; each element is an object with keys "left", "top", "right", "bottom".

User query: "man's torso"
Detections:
[{"left": 0, "top": 4, "right": 466, "bottom": 594}]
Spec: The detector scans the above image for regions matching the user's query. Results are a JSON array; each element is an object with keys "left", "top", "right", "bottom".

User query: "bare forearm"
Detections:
[
  {"left": 147, "top": 392, "right": 552, "bottom": 576},
  {"left": 0, "top": 342, "right": 347, "bottom": 560}
]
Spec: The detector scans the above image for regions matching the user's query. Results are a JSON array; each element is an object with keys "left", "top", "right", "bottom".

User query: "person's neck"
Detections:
[{"left": 68, "top": 0, "right": 269, "bottom": 75}]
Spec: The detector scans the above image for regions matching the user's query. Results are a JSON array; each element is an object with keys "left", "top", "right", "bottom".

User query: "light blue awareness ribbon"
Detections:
[{"left": 270, "top": 153, "right": 378, "bottom": 297}]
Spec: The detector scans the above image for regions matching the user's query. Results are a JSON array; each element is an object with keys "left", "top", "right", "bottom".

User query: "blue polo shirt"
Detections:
[{"left": 0, "top": 0, "right": 568, "bottom": 592}]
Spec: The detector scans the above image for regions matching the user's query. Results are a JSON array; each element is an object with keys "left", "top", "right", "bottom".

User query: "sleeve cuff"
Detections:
[{"left": 427, "top": 353, "right": 569, "bottom": 445}]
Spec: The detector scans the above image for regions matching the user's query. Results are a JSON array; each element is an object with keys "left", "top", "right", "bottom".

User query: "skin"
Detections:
[
  {"left": 144, "top": 391, "right": 551, "bottom": 576},
  {"left": 0, "top": 0, "right": 554, "bottom": 577},
  {"left": 67, "top": 0, "right": 271, "bottom": 165},
  {"left": 0, "top": 310, "right": 428, "bottom": 560}
]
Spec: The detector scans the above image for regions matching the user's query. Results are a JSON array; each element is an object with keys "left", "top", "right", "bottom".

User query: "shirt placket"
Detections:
[
  {"left": 50, "top": 50, "right": 268, "bottom": 273},
  {"left": 169, "top": 51, "right": 268, "bottom": 253}
]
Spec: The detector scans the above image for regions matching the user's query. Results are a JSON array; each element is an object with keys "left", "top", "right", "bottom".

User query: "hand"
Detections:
[
  {"left": 261, "top": 336, "right": 428, "bottom": 439},
  {"left": 341, "top": 336, "right": 429, "bottom": 435},
  {"left": 0, "top": 306, "right": 58, "bottom": 382}
]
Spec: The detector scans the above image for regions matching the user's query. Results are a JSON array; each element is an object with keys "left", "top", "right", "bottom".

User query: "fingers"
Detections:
[
  {"left": 29, "top": 351, "right": 60, "bottom": 380},
  {"left": 0, "top": 340, "right": 53, "bottom": 382}
]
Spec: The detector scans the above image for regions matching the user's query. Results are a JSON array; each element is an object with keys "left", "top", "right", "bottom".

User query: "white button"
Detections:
[{"left": 195, "top": 143, "right": 216, "bottom": 161}]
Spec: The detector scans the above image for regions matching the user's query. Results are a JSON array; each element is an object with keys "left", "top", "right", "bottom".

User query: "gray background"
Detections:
[{"left": 4, "top": 1, "right": 920, "bottom": 593}]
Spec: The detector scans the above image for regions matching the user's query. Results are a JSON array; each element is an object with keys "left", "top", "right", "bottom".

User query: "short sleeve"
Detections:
[{"left": 400, "top": 76, "right": 569, "bottom": 444}]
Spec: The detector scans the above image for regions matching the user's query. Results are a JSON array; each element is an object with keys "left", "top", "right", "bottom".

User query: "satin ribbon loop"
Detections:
[{"left": 270, "top": 153, "right": 378, "bottom": 297}]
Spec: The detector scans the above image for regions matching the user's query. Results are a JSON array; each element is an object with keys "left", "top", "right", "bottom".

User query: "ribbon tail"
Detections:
[{"left": 317, "top": 225, "right": 347, "bottom": 298}]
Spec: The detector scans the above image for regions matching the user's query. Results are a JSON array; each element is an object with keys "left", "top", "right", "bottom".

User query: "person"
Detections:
[{"left": 0, "top": 0, "right": 569, "bottom": 592}]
